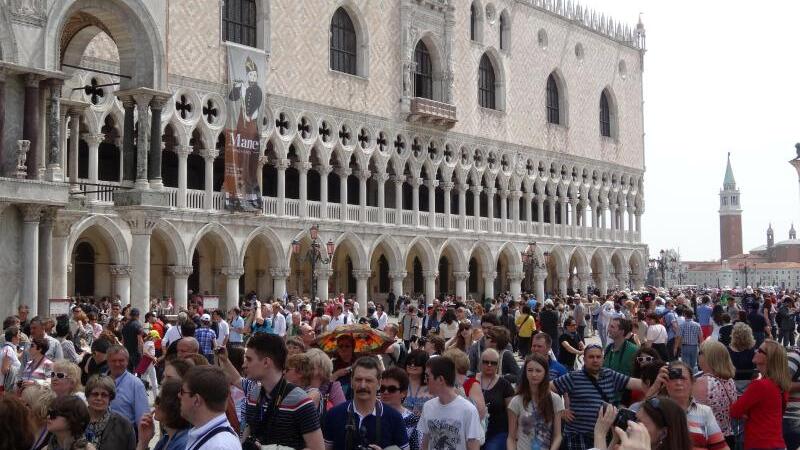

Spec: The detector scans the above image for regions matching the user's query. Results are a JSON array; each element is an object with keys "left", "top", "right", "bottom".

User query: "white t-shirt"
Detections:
[
  {"left": 508, "top": 392, "right": 565, "bottom": 450},
  {"left": 1, "top": 343, "right": 21, "bottom": 385},
  {"left": 162, "top": 324, "right": 182, "bottom": 348},
  {"left": 272, "top": 313, "right": 287, "bottom": 337},
  {"left": 439, "top": 321, "right": 459, "bottom": 340},
  {"left": 417, "top": 394, "right": 484, "bottom": 450},
  {"left": 215, "top": 320, "right": 230, "bottom": 346},
  {"left": 646, "top": 324, "right": 668, "bottom": 344}
]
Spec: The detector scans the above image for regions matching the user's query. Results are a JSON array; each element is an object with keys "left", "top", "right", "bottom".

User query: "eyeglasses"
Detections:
[
  {"left": 379, "top": 385, "right": 401, "bottom": 394},
  {"left": 180, "top": 388, "right": 195, "bottom": 397},
  {"left": 50, "top": 372, "right": 69, "bottom": 380},
  {"left": 47, "top": 409, "right": 63, "bottom": 420},
  {"left": 481, "top": 360, "right": 499, "bottom": 366},
  {"left": 89, "top": 391, "right": 110, "bottom": 399},
  {"left": 636, "top": 355, "right": 655, "bottom": 364}
]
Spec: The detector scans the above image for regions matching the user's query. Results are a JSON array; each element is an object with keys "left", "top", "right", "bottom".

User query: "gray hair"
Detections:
[{"left": 106, "top": 345, "right": 129, "bottom": 358}]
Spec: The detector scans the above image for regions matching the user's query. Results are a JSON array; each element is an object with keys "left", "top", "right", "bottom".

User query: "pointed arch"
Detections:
[
  {"left": 241, "top": 225, "right": 287, "bottom": 268},
  {"left": 67, "top": 215, "right": 130, "bottom": 266},
  {"left": 546, "top": 70, "right": 568, "bottom": 126},
  {"left": 152, "top": 220, "right": 187, "bottom": 266},
  {"left": 600, "top": 87, "right": 618, "bottom": 138},
  {"left": 438, "top": 238, "right": 468, "bottom": 272},
  {"left": 568, "top": 247, "right": 590, "bottom": 274},
  {"left": 478, "top": 51, "right": 505, "bottom": 110},
  {"left": 497, "top": 242, "right": 522, "bottom": 273},
  {"left": 187, "top": 223, "right": 238, "bottom": 268},
  {"left": 369, "top": 235, "right": 403, "bottom": 272},
  {"left": 329, "top": 2, "right": 370, "bottom": 77},
  {"left": 467, "top": 240, "right": 494, "bottom": 273},
  {"left": 334, "top": 231, "right": 368, "bottom": 269},
  {"left": 404, "top": 236, "right": 436, "bottom": 271}
]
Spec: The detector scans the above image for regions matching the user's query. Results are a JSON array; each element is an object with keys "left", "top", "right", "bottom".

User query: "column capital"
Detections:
[
  {"left": 174, "top": 145, "right": 193, "bottom": 158},
  {"left": 510, "top": 190, "right": 522, "bottom": 200},
  {"left": 457, "top": 183, "right": 469, "bottom": 192},
  {"left": 270, "top": 267, "right": 291, "bottom": 278},
  {"left": 507, "top": 271, "right": 525, "bottom": 282},
  {"left": 122, "top": 211, "right": 159, "bottom": 235},
  {"left": 295, "top": 161, "right": 312, "bottom": 172},
  {"left": 221, "top": 266, "right": 245, "bottom": 279},
  {"left": 316, "top": 164, "right": 333, "bottom": 176},
  {"left": 81, "top": 133, "right": 105, "bottom": 146},
  {"left": 315, "top": 267, "right": 334, "bottom": 278},
  {"left": 485, "top": 187, "right": 497, "bottom": 196},
  {"left": 441, "top": 181, "right": 455, "bottom": 190},
  {"left": 422, "top": 270, "right": 438, "bottom": 280},
  {"left": 470, "top": 186, "right": 483, "bottom": 194},
  {"left": 21, "top": 204, "right": 44, "bottom": 222},
  {"left": 499, "top": 189, "right": 509, "bottom": 198},
  {"left": 200, "top": 148, "right": 219, "bottom": 161},
  {"left": 389, "top": 270, "right": 407, "bottom": 280},
  {"left": 410, "top": 177, "right": 423, "bottom": 188},
  {"left": 275, "top": 158, "right": 290, "bottom": 170},
  {"left": 558, "top": 275, "right": 569, "bottom": 282},
  {"left": 453, "top": 271, "right": 470, "bottom": 281},
  {"left": 425, "top": 179, "right": 439, "bottom": 189},
  {"left": 336, "top": 167, "right": 352, "bottom": 178},
  {"left": 258, "top": 155, "right": 269, "bottom": 166},
  {"left": 168, "top": 265, "right": 194, "bottom": 277},
  {"left": 392, "top": 175, "right": 405, "bottom": 186},
  {"left": 39, "top": 207, "right": 57, "bottom": 225},
  {"left": 483, "top": 271, "right": 498, "bottom": 281},
  {"left": 373, "top": 172, "right": 390, "bottom": 183},
  {"left": 356, "top": 169, "right": 371, "bottom": 181},
  {"left": 109, "top": 264, "right": 134, "bottom": 277},
  {"left": 24, "top": 74, "right": 45, "bottom": 87},
  {"left": 149, "top": 95, "right": 169, "bottom": 110},
  {"left": 533, "top": 268, "right": 548, "bottom": 278},
  {"left": 353, "top": 269, "right": 372, "bottom": 280}
]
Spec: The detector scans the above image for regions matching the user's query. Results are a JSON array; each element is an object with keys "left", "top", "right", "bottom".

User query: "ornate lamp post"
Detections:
[
  {"left": 521, "top": 242, "right": 550, "bottom": 298},
  {"left": 648, "top": 249, "right": 675, "bottom": 288},
  {"left": 291, "top": 224, "right": 335, "bottom": 310}
]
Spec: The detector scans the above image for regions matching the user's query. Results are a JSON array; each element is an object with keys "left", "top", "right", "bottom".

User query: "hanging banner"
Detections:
[{"left": 224, "top": 44, "right": 266, "bottom": 211}]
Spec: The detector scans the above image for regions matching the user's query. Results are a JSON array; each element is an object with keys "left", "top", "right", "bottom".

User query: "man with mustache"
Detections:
[{"left": 322, "top": 356, "right": 409, "bottom": 449}]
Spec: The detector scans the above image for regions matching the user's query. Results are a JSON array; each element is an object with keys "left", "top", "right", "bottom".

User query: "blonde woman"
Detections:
[
  {"left": 693, "top": 340, "right": 738, "bottom": 448},
  {"left": 50, "top": 361, "right": 85, "bottom": 403},
  {"left": 727, "top": 322, "right": 757, "bottom": 383},
  {"left": 21, "top": 384, "right": 57, "bottom": 450},
  {"left": 731, "top": 339, "right": 790, "bottom": 450}
]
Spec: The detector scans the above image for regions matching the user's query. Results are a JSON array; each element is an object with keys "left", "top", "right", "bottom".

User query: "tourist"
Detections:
[
  {"left": 79, "top": 338, "right": 110, "bottom": 386},
  {"left": 227, "top": 307, "right": 245, "bottom": 350},
  {"left": 698, "top": 296, "right": 714, "bottom": 339},
  {"left": 727, "top": 322, "right": 757, "bottom": 385},
  {"left": 471, "top": 348, "right": 513, "bottom": 449},
  {"left": 661, "top": 300, "right": 680, "bottom": 361},
  {"left": 777, "top": 296, "right": 796, "bottom": 347},
  {"left": 2, "top": 325, "right": 21, "bottom": 392},
  {"left": 784, "top": 347, "right": 800, "bottom": 450},
  {"left": 693, "top": 340, "right": 738, "bottom": 449},
  {"left": 645, "top": 312, "right": 669, "bottom": 361},
  {"left": 286, "top": 336, "right": 307, "bottom": 356},
  {"left": 445, "top": 321, "right": 474, "bottom": 352},
  {"left": 84, "top": 375, "right": 136, "bottom": 450},
  {"left": 418, "top": 356, "right": 484, "bottom": 450},
  {"left": 483, "top": 325, "right": 519, "bottom": 383},
  {"left": 507, "top": 354, "right": 563, "bottom": 450},
  {"left": 29, "top": 317, "right": 63, "bottom": 362},
  {"left": 216, "top": 333, "right": 323, "bottom": 449},
  {"left": 373, "top": 303, "right": 389, "bottom": 330},
  {"left": 731, "top": 339, "right": 790, "bottom": 450},
  {"left": 0, "top": 394, "right": 36, "bottom": 450},
  {"left": 179, "top": 366, "right": 241, "bottom": 450},
  {"left": 717, "top": 313, "right": 734, "bottom": 347},
  {"left": 439, "top": 308, "right": 459, "bottom": 339},
  {"left": 285, "top": 352, "right": 321, "bottom": 409},
  {"left": 540, "top": 301, "right": 560, "bottom": 357},
  {"left": 557, "top": 317, "right": 584, "bottom": 371},
  {"left": 211, "top": 310, "right": 229, "bottom": 348},
  {"left": 323, "top": 356, "right": 408, "bottom": 449},
  {"left": 676, "top": 308, "right": 702, "bottom": 372},
  {"left": 120, "top": 309, "right": 144, "bottom": 372},
  {"left": 21, "top": 337, "right": 54, "bottom": 387},
  {"left": 380, "top": 367, "right": 421, "bottom": 450},
  {"left": 46, "top": 395, "right": 94, "bottom": 450},
  {"left": 530, "top": 333, "right": 568, "bottom": 380},
  {"left": 747, "top": 302, "right": 771, "bottom": 347},
  {"left": 50, "top": 361, "right": 85, "bottom": 402},
  {"left": 401, "top": 305, "right": 422, "bottom": 348},
  {"left": 331, "top": 334, "right": 357, "bottom": 400},
  {"left": 271, "top": 302, "right": 287, "bottom": 337},
  {"left": 176, "top": 336, "right": 200, "bottom": 360},
  {"left": 55, "top": 318, "right": 82, "bottom": 365},
  {"left": 441, "top": 348, "right": 486, "bottom": 420},
  {"left": 403, "top": 349, "right": 432, "bottom": 416},
  {"left": 163, "top": 357, "right": 195, "bottom": 382},
  {"left": 135, "top": 380, "right": 190, "bottom": 450},
  {"left": 593, "top": 397, "right": 692, "bottom": 450},
  {"left": 195, "top": 314, "right": 217, "bottom": 364},
  {"left": 107, "top": 346, "right": 149, "bottom": 428},
  {"left": 139, "top": 330, "right": 160, "bottom": 397},
  {"left": 515, "top": 305, "right": 536, "bottom": 358}
]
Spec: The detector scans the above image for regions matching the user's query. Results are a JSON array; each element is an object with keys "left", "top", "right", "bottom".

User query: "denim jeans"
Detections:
[
  {"left": 783, "top": 416, "right": 800, "bottom": 450},
  {"left": 482, "top": 432, "right": 508, "bottom": 450},
  {"left": 681, "top": 345, "right": 698, "bottom": 372}
]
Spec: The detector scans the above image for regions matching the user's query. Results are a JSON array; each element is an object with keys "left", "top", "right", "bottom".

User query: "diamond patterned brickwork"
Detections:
[{"left": 168, "top": 0, "right": 224, "bottom": 83}]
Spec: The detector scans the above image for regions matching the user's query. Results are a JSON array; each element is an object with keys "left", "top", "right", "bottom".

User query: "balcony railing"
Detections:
[{"left": 408, "top": 97, "right": 457, "bottom": 127}]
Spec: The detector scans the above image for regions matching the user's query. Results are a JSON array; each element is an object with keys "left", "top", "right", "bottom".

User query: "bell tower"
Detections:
[{"left": 719, "top": 153, "right": 743, "bottom": 260}]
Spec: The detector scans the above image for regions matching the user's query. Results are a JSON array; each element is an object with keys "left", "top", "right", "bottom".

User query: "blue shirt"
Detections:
[
  {"left": 251, "top": 317, "right": 273, "bottom": 334},
  {"left": 553, "top": 368, "right": 630, "bottom": 434},
  {"left": 195, "top": 327, "right": 216, "bottom": 355},
  {"left": 153, "top": 429, "right": 189, "bottom": 450},
  {"left": 680, "top": 320, "right": 702, "bottom": 346},
  {"left": 548, "top": 356, "right": 568, "bottom": 380},
  {"left": 110, "top": 371, "right": 149, "bottom": 426},
  {"left": 323, "top": 400, "right": 409, "bottom": 450},
  {"left": 697, "top": 304, "right": 713, "bottom": 326},
  {"left": 229, "top": 316, "right": 245, "bottom": 343},
  {"left": 663, "top": 310, "right": 678, "bottom": 340}
]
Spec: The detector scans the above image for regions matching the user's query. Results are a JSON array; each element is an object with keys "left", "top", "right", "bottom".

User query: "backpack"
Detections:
[{"left": 394, "top": 341, "right": 407, "bottom": 368}]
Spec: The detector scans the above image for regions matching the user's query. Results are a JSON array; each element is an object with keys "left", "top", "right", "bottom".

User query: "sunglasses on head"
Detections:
[
  {"left": 379, "top": 385, "right": 401, "bottom": 394},
  {"left": 636, "top": 355, "right": 655, "bottom": 364}
]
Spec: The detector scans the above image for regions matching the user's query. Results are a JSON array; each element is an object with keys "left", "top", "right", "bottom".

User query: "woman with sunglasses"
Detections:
[
  {"left": 50, "top": 361, "right": 85, "bottom": 402},
  {"left": 84, "top": 375, "right": 135, "bottom": 450},
  {"left": 402, "top": 349, "right": 432, "bottom": 416},
  {"left": 136, "top": 380, "right": 190, "bottom": 450},
  {"left": 473, "top": 348, "right": 514, "bottom": 450},
  {"left": 693, "top": 340, "right": 738, "bottom": 449},
  {"left": 445, "top": 321, "right": 475, "bottom": 352},
  {"left": 45, "top": 395, "right": 94, "bottom": 450},
  {"left": 730, "top": 339, "right": 790, "bottom": 450},
  {"left": 507, "top": 354, "right": 563, "bottom": 450},
  {"left": 380, "top": 367, "right": 421, "bottom": 450},
  {"left": 21, "top": 337, "right": 53, "bottom": 388},
  {"left": 592, "top": 397, "right": 692, "bottom": 450}
]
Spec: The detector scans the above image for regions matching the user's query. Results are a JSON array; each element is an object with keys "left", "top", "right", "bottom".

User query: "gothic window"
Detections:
[
  {"left": 470, "top": 3, "right": 478, "bottom": 41},
  {"left": 414, "top": 41, "right": 433, "bottom": 100},
  {"left": 478, "top": 54, "right": 496, "bottom": 109},
  {"left": 600, "top": 90, "right": 612, "bottom": 137},
  {"left": 546, "top": 74, "right": 560, "bottom": 124},
  {"left": 330, "top": 8, "right": 357, "bottom": 75},
  {"left": 223, "top": 0, "right": 257, "bottom": 48}
]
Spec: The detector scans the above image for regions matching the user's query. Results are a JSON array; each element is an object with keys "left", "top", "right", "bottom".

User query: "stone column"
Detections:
[
  {"left": 256, "top": 155, "right": 267, "bottom": 194},
  {"left": 499, "top": 189, "right": 508, "bottom": 233},
  {"left": 353, "top": 269, "right": 371, "bottom": 314},
  {"left": 442, "top": 181, "right": 453, "bottom": 229},
  {"left": 316, "top": 268, "right": 333, "bottom": 302},
  {"left": 319, "top": 165, "right": 331, "bottom": 219},
  {"left": 577, "top": 271, "right": 591, "bottom": 295},
  {"left": 132, "top": 93, "right": 154, "bottom": 189},
  {"left": 510, "top": 190, "right": 521, "bottom": 234},
  {"left": 109, "top": 265, "right": 132, "bottom": 305},
  {"left": 38, "top": 209, "right": 54, "bottom": 313},
  {"left": 51, "top": 217, "right": 72, "bottom": 300},
  {"left": 427, "top": 179, "right": 438, "bottom": 228},
  {"left": 270, "top": 267, "right": 290, "bottom": 299},
  {"left": 375, "top": 173, "right": 388, "bottom": 224},
  {"left": 168, "top": 265, "right": 193, "bottom": 310},
  {"left": 66, "top": 112, "right": 81, "bottom": 193},
  {"left": 486, "top": 187, "right": 496, "bottom": 226},
  {"left": 627, "top": 207, "right": 635, "bottom": 241},
  {"left": 390, "top": 271, "right": 407, "bottom": 299},
  {"left": 83, "top": 133, "right": 104, "bottom": 200},
  {"left": 338, "top": 167, "right": 351, "bottom": 214},
  {"left": 174, "top": 145, "right": 191, "bottom": 208},
  {"left": 617, "top": 271, "right": 630, "bottom": 290},
  {"left": 121, "top": 96, "right": 136, "bottom": 183},
  {"left": 393, "top": 176, "right": 404, "bottom": 226},
  {"left": 0, "top": 71, "right": 4, "bottom": 161},
  {"left": 524, "top": 192, "right": 533, "bottom": 233},
  {"left": 124, "top": 212, "right": 157, "bottom": 311},
  {"left": 297, "top": 162, "right": 310, "bottom": 218},
  {"left": 534, "top": 268, "right": 547, "bottom": 301},
  {"left": 537, "top": 195, "right": 545, "bottom": 234},
  {"left": 558, "top": 275, "right": 568, "bottom": 295},
  {"left": 358, "top": 170, "right": 370, "bottom": 222},
  {"left": 23, "top": 75, "right": 41, "bottom": 179},
  {"left": 148, "top": 97, "right": 165, "bottom": 189},
  {"left": 222, "top": 267, "right": 244, "bottom": 309},
  {"left": 423, "top": 270, "right": 437, "bottom": 306},
  {"left": 411, "top": 177, "right": 422, "bottom": 227},
  {"left": 275, "top": 158, "right": 288, "bottom": 216},
  {"left": 21, "top": 205, "right": 43, "bottom": 315},
  {"left": 45, "top": 80, "right": 64, "bottom": 182},
  {"left": 483, "top": 271, "right": 497, "bottom": 301},
  {"left": 471, "top": 186, "right": 482, "bottom": 229},
  {"left": 453, "top": 271, "right": 469, "bottom": 302},
  {"left": 458, "top": 183, "right": 467, "bottom": 231},
  {"left": 508, "top": 271, "right": 524, "bottom": 301},
  {"left": 201, "top": 148, "right": 218, "bottom": 210},
  {"left": 597, "top": 271, "right": 609, "bottom": 295},
  {"left": 548, "top": 196, "right": 556, "bottom": 230}
]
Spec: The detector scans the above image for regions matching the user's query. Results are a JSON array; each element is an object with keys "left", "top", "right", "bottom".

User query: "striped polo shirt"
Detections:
[
  {"left": 552, "top": 368, "right": 630, "bottom": 434},
  {"left": 241, "top": 377, "right": 321, "bottom": 448},
  {"left": 786, "top": 349, "right": 800, "bottom": 419}
]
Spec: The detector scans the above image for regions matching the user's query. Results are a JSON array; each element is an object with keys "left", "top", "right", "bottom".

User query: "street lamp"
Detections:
[
  {"left": 291, "top": 224, "right": 335, "bottom": 310},
  {"left": 648, "top": 249, "right": 675, "bottom": 288},
  {"left": 521, "top": 242, "right": 550, "bottom": 293}
]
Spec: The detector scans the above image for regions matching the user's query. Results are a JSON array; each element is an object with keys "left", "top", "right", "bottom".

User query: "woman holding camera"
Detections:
[
  {"left": 592, "top": 397, "right": 692, "bottom": 450},
  {"left": 730, "top": 339, "right": 790, "bottom": 450}
]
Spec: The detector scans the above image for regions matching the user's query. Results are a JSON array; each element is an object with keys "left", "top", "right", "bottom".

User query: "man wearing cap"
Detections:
[
  {"left": 121, "top": 308, "right": 144, "bottom": 372},
  {"left": 195, "top": 314, "right": 217, "bottom": 363}
]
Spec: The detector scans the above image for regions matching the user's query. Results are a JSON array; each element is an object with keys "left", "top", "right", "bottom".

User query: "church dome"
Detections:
[{"left": 775, "top": 239, "right": 800, "bottom": 247}]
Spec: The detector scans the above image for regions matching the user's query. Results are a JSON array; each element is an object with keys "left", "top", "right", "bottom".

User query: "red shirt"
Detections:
[{"left": 730, "top": 378, "right": 788, "bottom": 449}]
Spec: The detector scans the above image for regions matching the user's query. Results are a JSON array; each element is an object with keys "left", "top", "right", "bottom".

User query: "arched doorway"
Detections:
[{"left": 73, "top": 242, "right": 95, "bottom": 296}]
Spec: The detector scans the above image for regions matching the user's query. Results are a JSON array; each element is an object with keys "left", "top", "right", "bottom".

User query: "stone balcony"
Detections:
[{"left": 408, "top": 97, "right": 457, "bottom": 127}]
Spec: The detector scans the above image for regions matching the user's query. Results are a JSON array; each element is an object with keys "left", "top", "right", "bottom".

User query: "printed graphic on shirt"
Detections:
[{"left": 428, "top": 418, "right": 462, "bottom": 450}]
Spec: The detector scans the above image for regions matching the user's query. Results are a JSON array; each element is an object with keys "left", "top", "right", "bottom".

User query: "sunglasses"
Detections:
[
  {"left": 636, "top": 355, "right": 655, "bottom": 364},
  {"left": 50, "top": 372, "right": 69, "bottom": 380},
  {"left": 379, "top": 385, "right": 401, "bottom": 394},
  {"left": 482, "top": 360, "right": 499, "bottom": 366},
  {"left": 89, "top": 391, "right": 110, "bottom": 399}
]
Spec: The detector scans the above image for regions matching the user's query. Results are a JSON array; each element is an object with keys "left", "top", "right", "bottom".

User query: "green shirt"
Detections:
[{"left": 603, "top": 340, "right": 638, "bottom": 376}]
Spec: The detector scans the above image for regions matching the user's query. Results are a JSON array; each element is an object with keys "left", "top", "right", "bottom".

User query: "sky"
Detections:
[{"left": 581, "top": 0, "right": 800, "bottom": 261}]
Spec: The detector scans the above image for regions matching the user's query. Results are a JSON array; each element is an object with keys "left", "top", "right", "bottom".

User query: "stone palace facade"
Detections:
[{"left": 0, "top": 0, "right": 648, "bottom": 318}]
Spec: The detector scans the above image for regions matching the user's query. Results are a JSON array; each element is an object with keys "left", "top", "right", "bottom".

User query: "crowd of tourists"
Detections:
[{"left": 1, "top": 285, "right": 799, "bottom": 450}]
